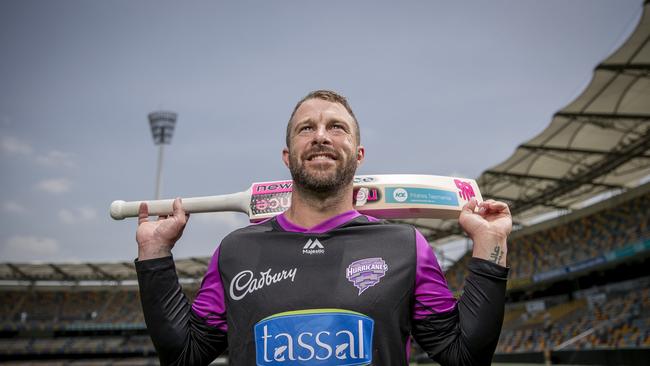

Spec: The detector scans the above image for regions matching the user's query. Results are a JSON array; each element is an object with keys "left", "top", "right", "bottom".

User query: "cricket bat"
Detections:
[{"left": 110, "top": 174, "right": 482, "bottom": 221}]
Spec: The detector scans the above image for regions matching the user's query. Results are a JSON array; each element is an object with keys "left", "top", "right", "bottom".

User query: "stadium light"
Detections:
[{"left": 148, "top": 111, "right": 177, "bottom": 200}]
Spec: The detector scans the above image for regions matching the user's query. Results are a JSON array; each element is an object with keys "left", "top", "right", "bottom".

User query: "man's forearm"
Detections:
[
  {"left": 413, "top": 258, "right": 508, "bottom": 365},
  {"left": 471, "top": 236, "right": 507, "bottom": 267},
  {"left": 135, "top": 256, "right": 227, "bottom": 366},
  {"left": 138, "top": 246, "right": 172, "bottom": 261}
]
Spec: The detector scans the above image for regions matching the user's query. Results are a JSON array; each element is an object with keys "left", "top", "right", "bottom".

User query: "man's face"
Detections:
[{"left": 283, "top": 98, "right": 364, "bottom": 193}]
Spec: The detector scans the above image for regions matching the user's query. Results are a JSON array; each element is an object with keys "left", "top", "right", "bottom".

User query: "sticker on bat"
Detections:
[
  {"left": 251, "top": 192, "right": 292, "bottom": 215},
  {"left": 352, "top": 187, "right": 381, "bottom": 207},
  {"left": 454, "top": 179, "right": 476, "bottom": 201},
  {"left": 252, "top": 181, "right": 294, "bottom": 195},
  {"left": 385, "top": 187, "right": 458, "bottom": 206}
]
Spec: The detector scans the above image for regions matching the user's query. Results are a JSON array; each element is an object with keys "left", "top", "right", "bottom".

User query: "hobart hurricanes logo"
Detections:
[
  {"left": 254, "top": 309, "right": 373, "bottom": 365},
  {"left": 346, "top": 258, "right": 388, "bottom": 295}
]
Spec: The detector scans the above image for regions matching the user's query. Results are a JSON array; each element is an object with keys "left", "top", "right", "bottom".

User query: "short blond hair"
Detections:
[{"left": 286, "top": 90, "right": 360, "bottom": 147}]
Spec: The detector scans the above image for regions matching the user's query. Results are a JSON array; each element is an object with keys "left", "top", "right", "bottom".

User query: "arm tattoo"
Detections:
[{"left": 489, "top": 246, "right": 503, "bottom": 264}]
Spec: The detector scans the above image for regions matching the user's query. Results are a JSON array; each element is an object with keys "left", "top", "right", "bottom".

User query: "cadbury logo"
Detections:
[{"left": 230, "top": 267, "right": 297, "bottom": 301}]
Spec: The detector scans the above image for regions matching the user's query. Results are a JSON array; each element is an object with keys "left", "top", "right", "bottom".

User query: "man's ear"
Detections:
[
  {"left": 356, "top": 146, "right": 365, "bottom": 166},
  {"left": 282, "top": 147, "right": 290, "bottom": 168}
]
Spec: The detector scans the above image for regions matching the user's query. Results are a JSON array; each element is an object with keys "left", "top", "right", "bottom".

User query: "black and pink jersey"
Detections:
[{"left": 136, "top": 211, "right": 509, "bottom": 366}]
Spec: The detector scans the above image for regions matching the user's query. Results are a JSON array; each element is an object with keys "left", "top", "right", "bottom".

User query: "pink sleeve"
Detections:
[
  {"left": 191, "top": 246, "right": 228, "bottom": 331},
  {"left": 413, "top": 229, "right": 457, "bottom": 319}
]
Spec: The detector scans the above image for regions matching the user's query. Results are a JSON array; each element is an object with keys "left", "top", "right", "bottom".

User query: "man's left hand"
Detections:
[{"left": 458, "top": 198, "right": 512, "bottom": 267}]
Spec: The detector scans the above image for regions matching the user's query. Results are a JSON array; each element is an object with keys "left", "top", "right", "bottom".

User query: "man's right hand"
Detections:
[{"left": 136, "top": 197, "right": 189, "bottom": 261}]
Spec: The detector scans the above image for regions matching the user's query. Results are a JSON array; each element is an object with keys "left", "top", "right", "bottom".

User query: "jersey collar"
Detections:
[{"left": 276, "top": 210, "right": 362, "bottom": 234}]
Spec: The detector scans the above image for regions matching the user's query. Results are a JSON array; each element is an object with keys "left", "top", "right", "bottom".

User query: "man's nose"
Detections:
[{"left": 312, "top": 125, "right": 332, "bottom": 145}]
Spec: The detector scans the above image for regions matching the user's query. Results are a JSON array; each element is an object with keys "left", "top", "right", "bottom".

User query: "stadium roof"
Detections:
[
  {"left": 1, "top": 2, "right": 649, "bottom": 284},
  {"left": 407, "top": 1, "right": 650, "bottom": 243}
]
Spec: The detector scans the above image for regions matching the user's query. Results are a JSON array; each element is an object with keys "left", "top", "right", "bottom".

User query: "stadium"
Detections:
[{"left": 1, "top": 2, "right": 650, "bottom": 366}]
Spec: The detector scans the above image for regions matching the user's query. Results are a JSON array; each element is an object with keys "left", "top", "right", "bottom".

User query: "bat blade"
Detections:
[
  {"left": 110, "top": 174, "right": 482, "bottom": 221},
  {"left": 247, "top": 174, "right": 482, "bottom": 222}
]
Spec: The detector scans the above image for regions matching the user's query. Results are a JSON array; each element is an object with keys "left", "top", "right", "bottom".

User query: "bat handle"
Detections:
[
  {"left": 110, "top": 199, "right": 174, "bottom": 220},
  {"left": 110, "top": 191, "right": 250, "bottom": 220}
]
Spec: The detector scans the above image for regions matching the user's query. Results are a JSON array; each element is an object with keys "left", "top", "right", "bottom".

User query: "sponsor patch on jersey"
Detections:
[
  {"left": 230, "top": 267, "right": 297, "bottom": 301},
  {"left": 346, "top": 257, "right": 388, "bottom": 295},
  {"left": 302, "top": 238, "right": 325, "bottom": 255},
  {"left": 254, "top": 309, "right": 373, "bottom": 365}
]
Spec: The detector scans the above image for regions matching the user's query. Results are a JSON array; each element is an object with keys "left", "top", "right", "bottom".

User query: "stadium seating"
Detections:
[
  {"left": 496, "top": 279, "right": 650, "bottom": 353},
  {"left": 446, "top": 193, "right": 650, "bottom": 292}
]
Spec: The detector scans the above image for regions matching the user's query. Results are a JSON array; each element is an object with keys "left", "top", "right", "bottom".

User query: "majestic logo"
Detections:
[
  {"left": 392, "top": 188, "right": 408, "bottom": 202},
  {"left": 346, "top": 258, "right": 388, "bottom": 295},
  {"left": 230, "top": 267, "right": 297, "bottom": 301},
  {"left": 302, "top": 238, "right": 325, "bottom": 255},
  {"left": 454, "top": 179, "right": 476, "bottom": 201},
  {"left": 254, "top": 309, "right": 373, "bottom": 365}
]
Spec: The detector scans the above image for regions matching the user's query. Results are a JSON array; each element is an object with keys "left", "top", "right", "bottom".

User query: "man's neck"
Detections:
[{"left": 283, "top": 184, "right": 355, "bottom": 228}]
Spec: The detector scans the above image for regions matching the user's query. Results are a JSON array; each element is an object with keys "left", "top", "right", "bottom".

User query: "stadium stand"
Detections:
[
  {"left": 446, "top": 186, "right": 650, "bottom": 294},
  {"left": 0, "top": 286, "right": 190, "bottom": 365}
]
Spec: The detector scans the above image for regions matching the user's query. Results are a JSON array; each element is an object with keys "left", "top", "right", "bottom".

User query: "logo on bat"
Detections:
[
  {"left": 352, "top": 187, "right": 380, "bottom": 206},
  {"left": 251, "top": 193, "right": 292, "bottom": 215},
  {"left": 353, "top": 176, "right": 376, "bottom": 183},
  {"left": 454, "top": 179, "right": 475, "bottom": 201},
  {"left": 392, "top": 188, "right": 408, "bottom": 202}
]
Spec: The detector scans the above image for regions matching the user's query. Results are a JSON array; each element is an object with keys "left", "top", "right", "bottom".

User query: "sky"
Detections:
[{"left": 0, "top": 0, "right": 644, "bottom": 263}]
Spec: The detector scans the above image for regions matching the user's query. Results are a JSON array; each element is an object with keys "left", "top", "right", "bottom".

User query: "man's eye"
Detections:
[{"left": 299, "top": 126, "right": 313, "bottom": 132}]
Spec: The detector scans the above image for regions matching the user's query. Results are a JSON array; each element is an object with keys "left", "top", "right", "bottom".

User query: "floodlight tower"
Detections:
[{"left": 148, "top": 111, "right": 177, "bottom": 200}]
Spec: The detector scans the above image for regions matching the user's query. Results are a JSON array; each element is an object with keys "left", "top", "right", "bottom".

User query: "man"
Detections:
[{"left": 135, "top": 90, "right": 511, "bottom": 365}]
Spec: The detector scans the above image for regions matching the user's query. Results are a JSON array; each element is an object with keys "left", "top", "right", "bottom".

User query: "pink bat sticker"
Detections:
[
  {"left": 454, "top": 179, "right": 475, "bottom": 201},
  {"left": 251, "top": 181, "right": 293, "bottom": 195}
]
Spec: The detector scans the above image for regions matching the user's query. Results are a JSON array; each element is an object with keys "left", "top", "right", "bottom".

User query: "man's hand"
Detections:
[
  {"left": 136, "top": 197, "right": 189, "bottom": 261},
  {"left": 458, "top": 198, "right": 512, "bottom": 267}
]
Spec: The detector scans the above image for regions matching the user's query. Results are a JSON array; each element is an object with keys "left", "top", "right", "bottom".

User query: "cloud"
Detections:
[
  {"left": 36, "top": 178, "right": 72, "bottom": 194},
  {"left": 1, "top": 235, "right": 59, "bottom": 262},
  {"left": 59, "top": 207, "right": 97, "bottom": 224},
  {"left": 3, "top": 201, "right": 27, "bottom": 214},
  {"left": 36, "top": 150, "right": 77, "bottom": 169},
  {"left": 1, "top": 136, "right": 76, "bottom": 169},
  {"left": 0, "top": 136, "right": 33, "bottom": 155}
]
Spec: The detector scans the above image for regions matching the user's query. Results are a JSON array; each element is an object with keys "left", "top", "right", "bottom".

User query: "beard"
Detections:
[{"left": 288, "top": 146, "right": 357, "bottom": 195}]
